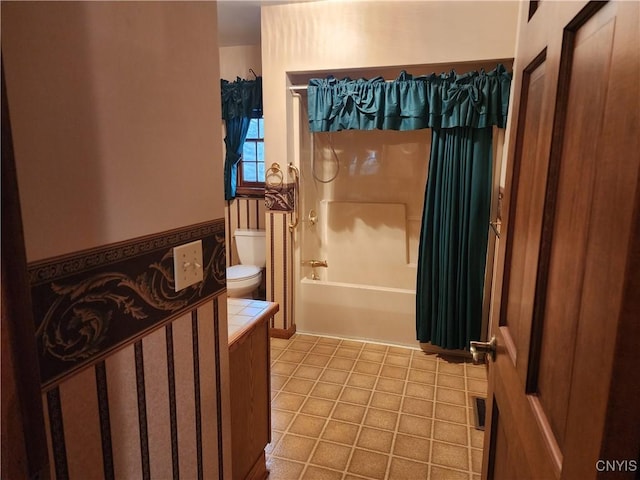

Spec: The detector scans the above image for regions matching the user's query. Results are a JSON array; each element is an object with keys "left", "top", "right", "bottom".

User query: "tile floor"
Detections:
[{"left": 266, "top": 333, "right": 487, "bottom": 480}]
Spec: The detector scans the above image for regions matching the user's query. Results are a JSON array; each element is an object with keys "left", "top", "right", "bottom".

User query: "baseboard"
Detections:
[{"left": 270, "top": 324, "right": 296, "bottom": 339}]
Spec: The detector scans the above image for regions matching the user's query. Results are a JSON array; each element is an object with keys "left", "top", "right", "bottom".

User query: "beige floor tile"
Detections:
[
  {"left": 363, "top": 408, "right": 398, "bottom": 431},
  {"left": 434, "top": 403, "right": 468, "bottom": 424},
  {"left": 310, "top": 441, "right": 352, "bottom": 470},
  {"left": 370, "top": 392, "right": 402, "bottom": 411},
  {"left": 397, "top": 414, "right": 432, "bottom": 438},
  {"left": 405, "top": 382, "right": 434, "bottom": 400},
  {"left": 301, "top": 465, "right": 343, "bottom": 480},
  {"left": 347, "top": 373, "right": 378, "bottom": 389},
  {"left": 283, "top": 377, "right": 315, "bottom": 395},
  {"left": 320, "top": 368, "right": 350, "bottom": 385},
  {"left": 265, "top": 430, "right": 282, "bottom": 454},
  {"left": 271, "top": 433, "right": 316, "bottom": 462},
  {"left": 347, "top": 449, "right": 388, "bottom": 480},
  {"left": 380, "top": 365, "right": 408, "bottom": 380},
  {"left": 436, "top": 387, "right": 467, "bottom": 406},
  {"left": 393, "top": 434, "right": 430, "bottom": 462},
  {"left": 388, "top": 457, "right": 429, "bottom": 479},
  {"left": 340, "top": 386, "right": 372, "bottom": 406},
  {"left": 437, "top": 373, "right": 465, "bottom": 390},
  {"left": 271, "top": 347, "right": 284, "bottom": 360},
  {"left": 321, "top": 420, "right": 359, "bottom": 445},
  {"left": 433, "top": 420, "right": 469, "bottom": 446},
  {"left": 279, "top": 350, "right": 307, "bottom": 364},
  {"left": 438, "top": 361, "right": 466, "bottom": 377},
  {"left": 272, "top": 361, "right": 298, "bottom": 376},
  {"left": 272, "top": 409, "right": 295, "bottom": 431},
  {"left": 270, "top": 338, "right": 291, "bottom": 349},
  {"left": 429, "top": 465, "right": 470, "bottom": 480},
  {"left": 293, "top": 334, "right": 319, "bottom": 343},
  {"left": 312, "top": 344, "right": 339, "bottom": 356},
  {"left": 357, "top": 427, "right": 394, "bottom": 453},
  {"left": 332, "top": 402, "right": 366, "bottom": 424},
  {"left": 363, "top": 343, "right": 388, "bottom": 352},
  {"left": 471, "top": 448, "right": 483, "bottom": 473},
  {"left": 289, "top": 340, "right": 316, "bottom": 352},
  {"left": 354, "top": 361, "right": 381, "bottom": 375},
  {"left": 388, "top": 346, "right": 413, "bottom": 356},
  {"left": 411, "top": 356, "right": 437, "bottom": 371},
  {"left": 408, "top": 369, "right": 436, "bottom": 385},
  {"left": 289, "top": 414, "right": 327, "bottom": 438},
  {"left": 431, "top": 441, "right": 469, "bottom": 470},
  {"left": 303, "top": 354, "right": 331, "bottom": 367},
  {"left": 328, "top": 356, "right": 357, "bottom": 371},
  {"left": 384, "top": 354, "right": 411, "bottom": 367},
  {"left": 271, "top": 374, "right": 289, "bottom": 391},
  {"left": 301, "top": 397, "right": 335, "bottom": 417},
  {"left": 340, "top": 339, "right": 365, "bottom": 349},
  {"left": 470, "top": 427, "right": 484, "bottom": 449},
  {"left": 376, "top": 377, "right": 405, "bottom": 395},
  {"left": 272, "top": 392, "right": 306, "bottom": 412},
  {"left": 359, "top": 350, "right": 385, "bottom": 363},
  {"left": 265, "top": 457, "right": 305, "bottom": 479},
  {"left": 311, "top": 382, "right": 343, "bottom": 400},
  {"left": 334, "top": 348, "right": 361, "bottom": 359},
  {"left": 401, "top": 397, "right": 433, "bottom": 417},
  {"left": 465, "top": 364, "right": 488, "bottom": 379},
  {"left": 293, "top": 365, "right": 323, "bottom": 381},
  {"left": 318, "top": 336, "right": 341, "bottom": 346},
  {"left": 467, "top": 379, "right": 488, "bottom": 395}
]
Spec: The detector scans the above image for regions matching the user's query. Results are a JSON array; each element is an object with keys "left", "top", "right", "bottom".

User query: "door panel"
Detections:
[
  {"left": 484, "top": 1, "right": 640, "bottom": 478},
  {"left": 534, "top": 3, "right": 617, "bottom": 450}
]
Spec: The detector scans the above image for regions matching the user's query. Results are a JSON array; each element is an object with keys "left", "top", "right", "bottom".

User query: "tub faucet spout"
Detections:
[{"left": 302, "top": 260, "right": 328, "bottom": 280}]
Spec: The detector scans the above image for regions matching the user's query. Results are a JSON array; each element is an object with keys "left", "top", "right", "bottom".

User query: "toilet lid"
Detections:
[{"left": 226, "top": 265, "right": 261, "bottom": 282}]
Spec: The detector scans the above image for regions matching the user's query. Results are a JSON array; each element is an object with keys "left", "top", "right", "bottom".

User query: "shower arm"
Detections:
[{"left": 288, "top": 162, "right": 300, "bottom": 232}]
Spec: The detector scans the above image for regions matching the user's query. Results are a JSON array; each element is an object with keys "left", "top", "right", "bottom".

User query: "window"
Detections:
[{"left": 237, "top": 118, "right": 265, "bottom": 195}]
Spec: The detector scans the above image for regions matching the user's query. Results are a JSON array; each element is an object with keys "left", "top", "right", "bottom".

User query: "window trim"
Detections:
[{"left": 236, "top": 118, "right": 265, "bottom": 197}]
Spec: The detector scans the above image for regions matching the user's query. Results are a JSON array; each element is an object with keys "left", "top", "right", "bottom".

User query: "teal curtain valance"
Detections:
[
  {"left": 308, "top": 65, "right": 511, "bottom": 132},
  {"left": 221, "top": 76, "right": 263, "bottom": 121}
]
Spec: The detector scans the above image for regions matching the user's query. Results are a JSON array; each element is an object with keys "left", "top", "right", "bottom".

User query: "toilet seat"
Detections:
[{"left": 227, "top": 265, "right": 261, "bottom": 282}]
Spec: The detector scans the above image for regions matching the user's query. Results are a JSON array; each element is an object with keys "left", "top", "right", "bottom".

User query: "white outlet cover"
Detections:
[{"left": 173, "top": 240, "right": 204, "bottom": 292}]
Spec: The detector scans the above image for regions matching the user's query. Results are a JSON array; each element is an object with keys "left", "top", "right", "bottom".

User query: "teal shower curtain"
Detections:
[
  {"left": 416, "top": 127, "right": 493, "bottom": 349},
  {"left": 306, "top": 65, "right": 511, "bottom": 350}
]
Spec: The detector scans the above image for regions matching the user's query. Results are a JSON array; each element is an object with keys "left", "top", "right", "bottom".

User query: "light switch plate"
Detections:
[{"left": 173, "top": 240, "right": 204, "bottom": 292}]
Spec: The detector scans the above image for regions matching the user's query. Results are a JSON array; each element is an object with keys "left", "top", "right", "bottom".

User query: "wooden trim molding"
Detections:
[
  {"left": 28, "top": 219, "right": 227, "bottom": 389},
  {"left": 270, "top": 324, "right": 296, "bottom": 340}
]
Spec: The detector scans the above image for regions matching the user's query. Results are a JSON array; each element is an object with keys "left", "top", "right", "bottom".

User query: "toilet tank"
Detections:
[{"left": 234, "top": 229, "right": 266, "bottom": 267}]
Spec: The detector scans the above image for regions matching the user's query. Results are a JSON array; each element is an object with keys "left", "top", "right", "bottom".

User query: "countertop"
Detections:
[{"left": 227, "top": 298, "right": 279, "bottom": 346}]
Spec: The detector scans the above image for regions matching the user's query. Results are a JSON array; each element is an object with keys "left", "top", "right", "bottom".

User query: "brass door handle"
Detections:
[{"left": 470, "top": 336, "right": 497, "bottom": 364}]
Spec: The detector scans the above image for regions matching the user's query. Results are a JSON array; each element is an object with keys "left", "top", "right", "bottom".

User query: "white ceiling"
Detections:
[{"left": 217, "top": 0, "right": 317, "bottom": 47}]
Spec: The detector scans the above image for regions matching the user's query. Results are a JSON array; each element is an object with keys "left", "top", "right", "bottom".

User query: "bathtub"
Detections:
[{"left": 296, "top": 276, "right": 417, "bottom": 347}]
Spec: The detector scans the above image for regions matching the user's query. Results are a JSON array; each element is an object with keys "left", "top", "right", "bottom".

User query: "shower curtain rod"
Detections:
[{"left": 289, "top": 78, "right": 399, "bottom": 92}]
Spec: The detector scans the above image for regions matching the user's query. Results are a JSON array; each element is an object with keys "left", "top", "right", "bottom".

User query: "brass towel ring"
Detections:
[{"left": 266, "top": 163, "right": 284, "bottom": 188}]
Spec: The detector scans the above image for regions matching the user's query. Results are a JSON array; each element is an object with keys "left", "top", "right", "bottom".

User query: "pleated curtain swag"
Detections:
[{"left": 307, "top": 65, "right": 512, "bottom": 350}]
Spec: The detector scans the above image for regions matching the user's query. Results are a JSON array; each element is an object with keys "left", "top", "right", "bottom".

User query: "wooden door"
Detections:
[{"left": 483, "top": 1, "right": 640, "bottom": 479}]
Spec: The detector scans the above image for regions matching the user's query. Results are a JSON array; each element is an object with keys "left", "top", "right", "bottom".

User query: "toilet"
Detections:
[{"left": 226, "top": 229, "right": 266, "bottom": 298}]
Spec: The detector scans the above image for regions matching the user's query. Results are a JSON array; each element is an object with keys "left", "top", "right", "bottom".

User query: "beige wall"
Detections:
[
  {"left": 219, "top": 44, "right": 262, "bottom": 80},
  {"left": 3, "top": 3, "right": 232, "bottom": 478},
  {"left": 262, "top": 0, "right": 520, "bottom": 168},
  {"left": 4, "top": 2, "right": 223, "bottom": 262}
]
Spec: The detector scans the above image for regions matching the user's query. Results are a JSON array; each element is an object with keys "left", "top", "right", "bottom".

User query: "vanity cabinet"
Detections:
[{"left": 228, "top": 301, "right": 276, "bottom": 480}]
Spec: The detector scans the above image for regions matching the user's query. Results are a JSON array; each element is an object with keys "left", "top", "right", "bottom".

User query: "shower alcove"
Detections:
[{"left": 287, "top": 60, "right": 510, "bottom": 348}]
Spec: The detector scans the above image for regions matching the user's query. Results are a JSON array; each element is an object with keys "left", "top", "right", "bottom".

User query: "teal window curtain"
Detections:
[
  {"left": 221, "top": 76, "right": 263, "bottom": 200},
  {"left": 307, "top": 65, "right": 511, "bottom": 350}
]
